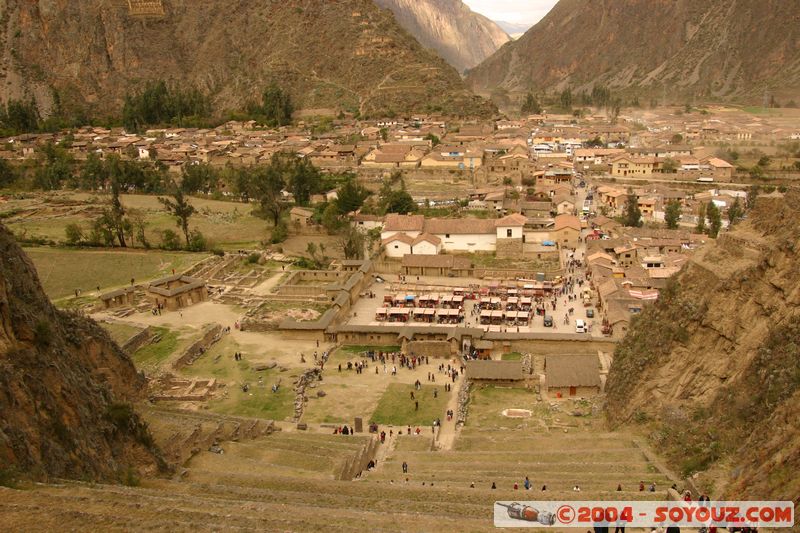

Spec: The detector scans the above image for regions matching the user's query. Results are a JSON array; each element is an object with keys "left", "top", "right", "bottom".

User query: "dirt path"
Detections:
[
  {"left": 248, "top": 271, "right": 285, "bottom": 295},
  {"left": 433, "top": 372, "right": 463, "bottom": 451}
]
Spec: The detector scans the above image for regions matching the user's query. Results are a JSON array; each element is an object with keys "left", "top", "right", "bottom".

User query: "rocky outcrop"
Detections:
[
  {"left": 0, "top": 0, "right": 493, "bottom": 119},
  {"left": 605, "top": 191, "right": 800, "bottom": 502},
  {"left": 468, "top": 0, "right": 800, "bottom": 103},
  {"left": 0, "top": 223, "right": 162, "bottom": 481},
  {"left": 374, "top": 0, "right": 509, "bottom": 73}
]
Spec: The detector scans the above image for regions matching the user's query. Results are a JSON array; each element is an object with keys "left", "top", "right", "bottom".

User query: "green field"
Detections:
[
  {"left": 4, "top": 192, "right": 271, "bottom": 249},
  {"left": 101, "top": 322, "right": 143, "bottom": 345},
  {"left": 500, "top": 352, "right": 523, "bottom": 361},
  {"left": 370, "top": 383, "right": 448, "bottom": 426},
  {"left": 24, "top": 247, "right": 206, "bottom": 299},
  {"left": 132, "top": 327, "right": 183, "bottom": 369}
]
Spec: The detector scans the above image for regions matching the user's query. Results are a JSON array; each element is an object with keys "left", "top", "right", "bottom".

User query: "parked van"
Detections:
[
  {"left": 543, "top": 315, "right": 553, "bottom": 327},
  {"left": 575, "top": 319, "right": 586, "bottom": 333}
]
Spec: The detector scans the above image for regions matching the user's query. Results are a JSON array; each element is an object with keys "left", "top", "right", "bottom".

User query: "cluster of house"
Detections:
[{"left": 581, "top": 223, "right": 704, "bottom": 338}]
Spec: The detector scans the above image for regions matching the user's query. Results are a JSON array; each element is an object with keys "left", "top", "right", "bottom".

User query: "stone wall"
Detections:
[
  {"left": 173, "top": 324, "right": 225, "bottom": 369},
  {"left": 406, "top": 340, "right": 453, "bottom": 358},
  {"left": 337, "top": 437, "right": 379, "bottom": 481},
  {"left": 120, "top": 325, "right": 154, "bottom": 353}
]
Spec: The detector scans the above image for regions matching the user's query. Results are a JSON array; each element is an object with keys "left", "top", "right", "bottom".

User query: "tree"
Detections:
[
  {"left": 258, "top": 84, "right": 294, "bottom": 127},
  {"left": 160, "top": 229, "right": 182, "bottom": 250},
  {"left": 662, "top": 158, "right": 679, "bottom": 173},
  {"left": 339, "top": 226, "right": 365, "bottom": 260},
  {"left": 382, "top": 190, "right": 416, "bottom": 214},
  {"left": 695, "top": 203, "right": 706, "bottom": 234},
  {"left": 727, "top": 197, "right": 744, "bottom": 226},
  {"left": 0, "top": 98, "right": 40, "bottom": 134},
  {"left": 664, "top": 200, "right": 682, "bottom": 229},
  {"left": 424, "top": 133, "right": 440, "bottom": 147},
  {"left": 181, "top": 163, "right": 218, "bottom": 194},
  {"left": 757, "top": 155, "right": 771, "bottom": 168},
  {"left": 670, "top": 133, "right": 684, "bottom": 145},
  {"left": 706, "top": 201, "right": 722, "bottom": 238},
  {"left": 622, "top": 193, "right": 642, "bottom": 227},
  {"left": 159, "top": 185, "right": 196, "bottom": 247},
  {"left": 288, "top": 158, "right": 321, "bottom": 206},
  {"left": 521, "top": 91, "right": 542, "bottom": 115},
  {"left": 559, "top": 88, "right": 573, "bottom": 110},
  {"left": 108, "top": 176, "right": 128, "bottom": 247},
  {"left": 129, "top": 209, "right": 149, "bottom": 249},
  {"left": 321, "top": 203, "right": 342, "bottom": 233},
  {"left": 0, "top": 157, "right": 17, "bottom": 188},
  {"left": 336, "top": 177, "right": 370, "bottom": 214},
  {"left": 34, "top": 142, "right": 73, "bottom": 190},
  {"left": 64, "top": 223, "right": 84, "bottom": 245},
  {"left": 746, "top": 185, "right": 760, "bottom": 210}
]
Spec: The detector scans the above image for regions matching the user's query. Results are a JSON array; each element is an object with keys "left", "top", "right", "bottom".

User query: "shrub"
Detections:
[
  {"left": 270, "top": 220, "right": 288, "bottom": 244},
  {"left": 246, "top": 252, "right": 261, "bottom": 264},
  {"left": 34, "top": 319, "right": 53, "bottom": 348},
  {"left": 187, "top": 229, "right": 207, "bottom": 252},
  {"left": 160, "top": 229, "right": 181, "bottom": 250}
]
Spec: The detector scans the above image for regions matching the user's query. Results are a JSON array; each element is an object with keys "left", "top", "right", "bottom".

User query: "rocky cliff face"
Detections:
[
  {"left": 374, "top": 0, "right": 509, "bottom": 73},
  {"left": 0, "top": 223, "right": 162, "bottom": 481},
  {"left": 606, "top": 191, "right": 800, "bottom": 502},
  {"left": 467, "top": 0, "right": 800, "bottom": 102},
  {"left": 0, "top": 0, "right": 493, "bottom": 119}
]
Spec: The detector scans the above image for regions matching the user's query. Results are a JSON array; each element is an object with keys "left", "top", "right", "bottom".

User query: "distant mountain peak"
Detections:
[{"left": 374, "top": 0, "right": 509, "bottom": 73}]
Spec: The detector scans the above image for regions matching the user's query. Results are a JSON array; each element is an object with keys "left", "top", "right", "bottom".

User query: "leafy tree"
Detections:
[
  {"left": 706, "top": 201, "right": 722, "bottom": 238},
  {"left": 662, "top": 158, "right": 679, "bottom": 173},
  {"left": 622, "top": 193, "right": 642, "bottom": 227},
  {"left": 757, "top": 155, "right": 771, "bottom": 168},
  {"left": 89, "top": 216, "right": 115, "bottom": 247},
  {"left": 749, "top": 165, "right": 765, "bottom": 179},
  {"left": 727, "top": 197, "right": 744, "bottom": 226},
  {"left": 746, "top": 185, "right": 760, "bottom": 210},
  {"left": 424, "top": 133, "right": 440, "bottom": 146},
  {"left": 0, "top": 158, "right": 17, "bottom": 188},
  {"left": 257, "top": 84, "right": 294, "bottom": 127},
  {"left": 181, "top": 163, "right": 218, "bottom": 194},
  {"left": 269, "top": 220, "right": 288, "bottom": 244},
  {"left": 34, "top": 142, "right": 73, "bottom": 190},
  {"left": 382, "top": 190, "right": 416, "bottom": 214},
  {"left": 794, "top": 161, "right": 800, "bottom": 171},
  {"left": 160, "top": 229, "right": 182, "bottom": 250},
  {"left": 79, "top": 152, "right": 108, "bottom": 190},
  {"left": 288, "top": 158, "right": 321, "bottom": 206},
  {"left": 0, "top": 98, "right": 40, "bottom": 134},
  {"left": 379, "top": 128, "right": 388, "bottom": 142},
  {"left": 108, "top": 176, "right": 128, "bottom": 247},
  {"left": 248, "top": 163, "right": 286, "bottom": 226},
  {"left": 559, "top": 88, "right": 573, "bottom": 110},
  {"left": 339, "top": 226, "right": 365, "bottom": 260},
  {"left": 159, "top": 185, "right": 196, "bottom": 247},
  {"left": 336, "top": 177, "right": 370, "bottom": 214},
  {"left": 321, "top": 203, "right": 342, "bottom": 233},
  {"left": 585, "top": 136, "right": 605, "bottom": 148},
  {"left": 695, "top": 203, "right": 706, "bottom": 234},
  {"left": 187, "top": 229, "right": 207, "bottom": 252},
  {"left": 64, "top": 223, "right": 84, "bottom": 245},
  {"left": 521, "top": 91, "right": 542, "bottom": 115},
  {"left": 670, "top": 133, "right": 684, "bottom": 145},
  {"left": 122, "top": 80, "right": 211, "bottom": 131},
  {"left": 129, "top": 209, "right": 149, "bottom": 248},
  {"left": 664, "top": 201, "right": 682, "bottom": 229}
]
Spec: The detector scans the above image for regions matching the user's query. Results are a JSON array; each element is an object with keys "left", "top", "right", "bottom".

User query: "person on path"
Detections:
[{"left": 402, "top": 461, "right": 408, "bottom": 473}]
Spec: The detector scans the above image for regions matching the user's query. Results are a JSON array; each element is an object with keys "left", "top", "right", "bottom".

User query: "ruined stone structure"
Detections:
[
  {"left": 127, "top": 0, "right": 165, "bottom": 17},
  {"left": 146, "top": 274, "right": 207, "bottom": 311}
]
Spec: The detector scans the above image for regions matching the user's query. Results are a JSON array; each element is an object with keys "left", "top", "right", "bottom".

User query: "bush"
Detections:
[
  {"left": 64, "top": 223, "right": 84, "bottom": 245},
  {"left": 160, "top": 229, "right": 181, "bottom": 250},
  {"left": 246, "top": 252, "right": 261, "bottom": 264},
  {"left": 270, "top": 220, "right": 288, "bottom": 244},
  {"left": 211, "top": 248, "right": 225, "bottom": 257},
  {"left": 34, "top": 319, "right": 53, "bottom": 348},
  {"left": 187, "top": 229, "right": 207, "bottom": 252}
]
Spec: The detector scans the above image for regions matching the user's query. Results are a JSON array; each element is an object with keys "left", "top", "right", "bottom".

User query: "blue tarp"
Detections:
[{"left": 542, "top": 241, "right": 556, "bottom": 246}]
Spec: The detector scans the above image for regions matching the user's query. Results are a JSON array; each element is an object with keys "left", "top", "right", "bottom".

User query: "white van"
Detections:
[{"left": 575, "top": 319, "right": 586, "bottom": 333}]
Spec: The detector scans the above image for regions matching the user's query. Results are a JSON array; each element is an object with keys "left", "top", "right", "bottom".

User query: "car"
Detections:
[
  {"left": 543, "top": 315, "right": 553, "bottom": 327},
  {"left": 586, "top": 309, "right": 594, "bottom": 318},
  {"left": 575, "top": 319, "right": 586, "bottom": 333}
]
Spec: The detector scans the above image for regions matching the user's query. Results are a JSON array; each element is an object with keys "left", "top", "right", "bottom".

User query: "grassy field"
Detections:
[
  {"left": 100, "top": 322, "right": 143, "bottom": 345},
  {"left": 370, "top": 383, "right": 448, "bottom": 426},
  {"left": 3, "top": 192, "right": 271, "bottom": 249},
  {"left": 181, "top": 336, "right": 297, "bottom": 421},
  {"left": 23, "top": 247, "right": 206, "bottom": 299},
  {"left": 329, "top": 345, "right": 401, "bottom": 365},
  {"left": 466, "top": 385, "right": 540, "bottom": 429},
  {"left": 132, "top": 326, "right": 183, "bottom": 369},
  {"left": 500, "top": 352, "right": 523, "bottom": 361}
]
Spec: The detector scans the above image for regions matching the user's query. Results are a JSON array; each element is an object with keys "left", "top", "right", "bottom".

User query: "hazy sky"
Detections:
[{"left": 463, "top": 0, "right": 558, "bottom": 26}]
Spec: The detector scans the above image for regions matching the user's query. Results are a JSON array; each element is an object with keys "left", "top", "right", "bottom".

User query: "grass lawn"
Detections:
[
  {"left": 370, "top": 383, "right": 448, "bottom": 426},
  {"left": 181, "top": 336, "right": 297, "bottom": 421},
  {"left": 132, "top": 326, "right": 182, "bottom": 369},
  {"left": 24, "top": 247, "right": 206, "bottom": 299},
  {"left": 466, "top": 385, "right": 539, "bottom": 429},
  {"left": 101, "top": 322, "right": 143, "bottom": 345},
  {"left": 500, "top": 352, "right": 524, "bottom": 361}
]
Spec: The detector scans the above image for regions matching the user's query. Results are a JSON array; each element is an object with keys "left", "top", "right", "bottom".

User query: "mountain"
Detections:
[
  {"left": 606, "top": 190, "right": 800, "bottom": 501},
  {"left": 0, "top": 0, "right": 493, "bottom": 120},
  {"left": 493, "top": 20, "right": 532, "bottom": 39},
  {"left": 468, "top": 0, "right": 800, "bottom": 102},
  {"left": 374, "top": 0, "right": 509, "bottom": 73},
  {"left": 0, "top": 223, "right": 163, "bottom": 481}
]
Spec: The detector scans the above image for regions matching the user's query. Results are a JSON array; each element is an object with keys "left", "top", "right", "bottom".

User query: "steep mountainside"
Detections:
[
  {"left": 0, "top": 0, "right": 493, "bottom": 119},
  {"left": 0, "top": 223, "right": 162, "bottom": 481},
  {"left": 467, "top": 0, "right": 800, "bottom": 102},
  {"left": 374, "top": 0, "right": 509, "bottom": 73},
  {"left": 606, "top": 191, "right": 800, "bottom": 502}
]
